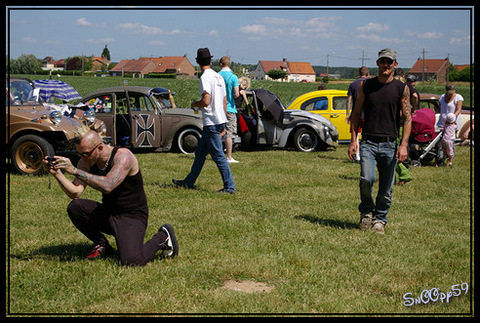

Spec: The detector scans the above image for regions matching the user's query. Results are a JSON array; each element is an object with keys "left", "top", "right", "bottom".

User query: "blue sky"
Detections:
[{"left": 6, "top": 6, "right": 474, "bottom": 69}]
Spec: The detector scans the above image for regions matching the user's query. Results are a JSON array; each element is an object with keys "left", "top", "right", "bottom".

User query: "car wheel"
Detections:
[
  {"left": 293, "top": 127, "right": 319, "bottom": 152},
  {"left": 11, "top": 134, "right": 55, "bottom": 175},
  {"left": 176, "top": 128, "right": 201, "bottom": 154}
]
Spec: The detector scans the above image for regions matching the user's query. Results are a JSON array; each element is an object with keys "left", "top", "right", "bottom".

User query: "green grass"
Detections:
[{"left": 6, "top": 145, "right": 473, "bottom": 316}]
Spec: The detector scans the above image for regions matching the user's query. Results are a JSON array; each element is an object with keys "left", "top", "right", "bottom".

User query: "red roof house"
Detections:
[{"left": 408, "top": 58, "right": 452, "bottom": 83}]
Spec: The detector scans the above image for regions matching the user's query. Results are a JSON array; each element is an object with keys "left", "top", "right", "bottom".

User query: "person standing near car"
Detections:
[
  {"left": 346, "top": 66, "right": 371, "bottom": 162},
  {"left": 348, "top": 48, "right": 412, "bottom": 234},
  {"left": 219, "top": 56, "right": 240, "bottom": 163},
  {"left": 172, "top": 48, "right": 236, "bottom": 194},
  {"left": 45, "top": 127, "right": 178, "bottom": 266}
]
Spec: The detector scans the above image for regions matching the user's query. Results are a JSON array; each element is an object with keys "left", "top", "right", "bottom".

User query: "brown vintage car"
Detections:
[
  {"left": 7, "top": 78, "right": 106, "bottom": 175},
  {"left": 79, "top": 86, "right": 203, "bottom": 154}
]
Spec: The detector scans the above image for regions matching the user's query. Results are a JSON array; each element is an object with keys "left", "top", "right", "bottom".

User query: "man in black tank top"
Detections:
[
  {"left": 45, "top": 129, "right": 179, "bottom": 266},
  {"left": 348, "top": 48, "right": 412, "bottom": 234}
]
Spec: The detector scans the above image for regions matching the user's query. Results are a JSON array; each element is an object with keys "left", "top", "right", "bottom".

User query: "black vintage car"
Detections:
[{"left": 237, "top": 89, "right": 338, "bottom": 152}]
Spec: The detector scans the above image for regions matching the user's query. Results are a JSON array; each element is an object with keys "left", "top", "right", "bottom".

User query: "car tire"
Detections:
[
  {"left": 176, "top": 128, "right": 201, "bottom": 154},
  {"left": 10, "top": 134, "right": 55, "bottom": 175},
  {"left": 293, "top": 127, "right": 319, "bottom": 152}
]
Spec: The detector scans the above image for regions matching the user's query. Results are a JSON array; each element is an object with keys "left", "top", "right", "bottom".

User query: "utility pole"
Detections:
[
  {"left": 326, "top": 54, "right": 329, "bottom": 75},
  {"left": 359, "top": 50, "right": 371, "bottom": 66},
  {"left": 422, "top": 48, "right": 426, "bottom": 82}
]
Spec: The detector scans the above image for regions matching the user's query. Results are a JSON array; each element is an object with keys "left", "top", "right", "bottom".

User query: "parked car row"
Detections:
[{"left": 7, "top": 78, "right": 472, "bottom": 176}]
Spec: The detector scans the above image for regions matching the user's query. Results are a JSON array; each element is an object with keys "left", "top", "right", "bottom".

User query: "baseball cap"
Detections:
[
  {"left": 445, "top": 83, "right": 456, "bottom": 94},
  {"left": 378, "top": 48, "right": 397, "bottom": 61}
]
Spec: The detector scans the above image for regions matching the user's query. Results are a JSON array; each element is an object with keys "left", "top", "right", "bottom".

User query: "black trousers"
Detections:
[{"left": 67, "top": 199, "right": 167, "bottom": 266}]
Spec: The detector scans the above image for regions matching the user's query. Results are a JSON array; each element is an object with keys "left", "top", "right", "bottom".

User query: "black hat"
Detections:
[{"left": 196, "top": 48, "right": 213, "bottom": 60}]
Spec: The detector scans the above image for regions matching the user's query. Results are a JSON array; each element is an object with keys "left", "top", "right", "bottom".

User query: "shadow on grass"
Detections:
[
  {"left": 294, "top": 214, "right": 358, "bottom": 230},
  {"left": 11, "top": 243, "right": 110, "bottom": 262}
]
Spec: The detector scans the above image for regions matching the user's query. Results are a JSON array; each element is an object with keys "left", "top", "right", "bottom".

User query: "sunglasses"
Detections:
[
  {"left": 76, "top": 143, "right": 100, "bottom": 158},
  {"left": 378, "top": 58, "right": 394, "bottom": 65}
]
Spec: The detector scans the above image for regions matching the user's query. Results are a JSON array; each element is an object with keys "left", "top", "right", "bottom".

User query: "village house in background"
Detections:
[
  {"left": 41, "top": 57, "right": 65, "bottom": 72},
  {"left": 250, "top": 59, "right": 316, "bottom": 82},
  {"left": 110, "top": 55, "right": 195, "bottom": 78},
  {"left": 42, "top": 54, "right": 111, "bottom": 73},
  {"left": 408, "top": 58, "right": 452, "bottom": 83}
]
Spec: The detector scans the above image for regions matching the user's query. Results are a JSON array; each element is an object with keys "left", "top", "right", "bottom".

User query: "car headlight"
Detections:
[
  {"left": 49, "top": 110, "right": 62, "bottom": 124},
  {"left": 83, "top": 108, "right": 96, "bottom": 124}
]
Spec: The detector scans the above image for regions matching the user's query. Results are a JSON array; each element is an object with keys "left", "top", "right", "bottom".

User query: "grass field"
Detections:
[
  {"left": 11, "top": 74, "right": 473, "bottom": 108},
  {"left": 6, "top": 144, "right": 474, "bottom": 316}
]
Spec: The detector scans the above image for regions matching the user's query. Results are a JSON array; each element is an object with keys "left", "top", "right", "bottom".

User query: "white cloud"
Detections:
[
  {"left": 239, "top": 15, "right": 343, "bottom": 40},
  {"left": 405, "top": 30, "right": 443, "bottom": 39},
  {"left": 208, "top": 30, "right": 219, "bottom": 37},
  {"left": 116, "top": 22, "right": 163, "bottom": 35},
  {"left": 86, "top": 38, "right": 115, "bottom": 44},
  {"left": 76, "top": 17, "right": 91, "bottom": 26},
  {"left": 116, "top": 23, "right": 184, "bottom": 36},
  {"left": 258, "top": 17, "right": 298, "bottom": 25},
  {"left": 239, "top": 24, "right": 268, "bottom": 36},
  {"left": 450, "top": 35, "right": 471, "bottom": 46},
  {"left": 75, "top": 17, "right": 107, "bottom": 28},
  {"left": 358, "top": 33, "right": 406, "bottom": 44},
  {"left": 357, "top": 22, "right": 390, "bottom": 33},
  {"left": 21, "top": 37, "right": 37, "bottom": 43}
]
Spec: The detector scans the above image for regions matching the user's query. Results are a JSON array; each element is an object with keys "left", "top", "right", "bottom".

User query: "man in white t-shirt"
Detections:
[{"left": 172, "top": 48, "right": 235, "bottom": 193}]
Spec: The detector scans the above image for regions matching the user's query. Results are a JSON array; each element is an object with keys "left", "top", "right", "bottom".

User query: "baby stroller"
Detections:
[{"left": 408, "top": 107, "right": 443, "bottom": 167}]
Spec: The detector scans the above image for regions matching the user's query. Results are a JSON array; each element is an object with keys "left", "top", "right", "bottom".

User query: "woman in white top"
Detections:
[{"left": 437, "top": 83, "right": 463, "bottom": 131}]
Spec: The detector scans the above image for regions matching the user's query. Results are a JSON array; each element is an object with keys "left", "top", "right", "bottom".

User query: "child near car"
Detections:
[{"left": 442, "top": 113, "right": 457, "bottom": 166}]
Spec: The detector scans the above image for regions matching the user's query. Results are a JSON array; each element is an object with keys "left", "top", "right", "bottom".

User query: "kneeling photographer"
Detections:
[{"left": 45, "top": 126, "right": 178, "bottom": 266}]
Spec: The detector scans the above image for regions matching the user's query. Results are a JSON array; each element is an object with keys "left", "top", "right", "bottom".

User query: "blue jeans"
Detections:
[
  {"left": 358, "top": 139, "right": 397, "bottom": 224},
  {"left": 184, "top": 123, "right": 235, "bottom": 192}
]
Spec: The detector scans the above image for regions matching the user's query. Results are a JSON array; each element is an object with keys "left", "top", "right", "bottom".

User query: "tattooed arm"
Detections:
[
  {"left": 397, "top": 85, "right": 412, "bottom": 162},
  {"left": 71, "top": 149, "right": 136, "bottom": 194}
]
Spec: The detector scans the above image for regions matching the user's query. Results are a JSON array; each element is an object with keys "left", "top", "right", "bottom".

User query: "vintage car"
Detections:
[
  {"left": 7, "top": 78, "right": 106, "bottom": 175},
  {"left": 419, "top": 93, "right": 474, "bottom": 138},
  {"left": 286, "top": 90, "right": 349, "bottom": 142},
  {"left": 79, "top": 86, "right": 203, "bottom": 154},
  {"left": 237, "top": 89, "right": 338, "bottom": 152}
]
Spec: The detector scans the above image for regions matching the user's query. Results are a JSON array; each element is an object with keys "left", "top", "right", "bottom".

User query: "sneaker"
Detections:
[
  {"left": 159, "top": 223, "right": 179, "bottom": 259},
  {"left": 217, "top": 188, "right": 235, "bottom": 194},
  {"left": 372, "top": 220, "right": 386, "bottom": 234},
  {"left": 227, "top": 158, "right": 239, "bottom": 163},
  {"left": 85, "top": 243, "right": 113, "bottom": 260},
  {"left": 359, "top": 212, "right": 373, "bottom": 231},
  {"left": 172, "top": 179, "right": 192, "bottom": 189}
]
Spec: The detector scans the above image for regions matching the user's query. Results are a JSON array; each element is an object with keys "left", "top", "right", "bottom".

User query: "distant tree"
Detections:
[
  {"left": 448, "top": 65, "right": 474, "bottom": 82},
  {"left": 9, "top": 54, "right": 42, "bottom": 74},
  {"left": 65, "top": 56, "right": 93, "bottom": 71},
  {"left": 267, "top": 69, "right": 287, "bottom": 80},
  {"left": 101, "top": 45, "right": 111, "bottom": 61}
]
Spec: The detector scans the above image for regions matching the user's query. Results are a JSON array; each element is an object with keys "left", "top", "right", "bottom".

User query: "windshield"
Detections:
[{"left": 7, "top": 79, "right": 40, "bottom": 105}]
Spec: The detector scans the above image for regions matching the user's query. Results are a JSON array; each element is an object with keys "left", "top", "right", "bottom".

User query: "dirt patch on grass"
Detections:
[{"left": 220, "top": 280, "right": 274, "bottom": 294}]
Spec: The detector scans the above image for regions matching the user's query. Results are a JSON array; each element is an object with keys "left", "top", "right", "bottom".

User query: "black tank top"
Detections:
[
  {"left": 362, "top": 77, "right": 406, "bottom": 138},
  {"left": 90, "top": 147, "right": 148, "bottom": 216}
]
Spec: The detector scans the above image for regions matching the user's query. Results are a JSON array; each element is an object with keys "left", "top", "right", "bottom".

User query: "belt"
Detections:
[{"left": 362, "top": 135, "right": 397, "bottom": 143}]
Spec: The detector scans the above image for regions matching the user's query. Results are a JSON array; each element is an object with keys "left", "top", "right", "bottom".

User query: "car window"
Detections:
[
  {"left": 8, "top": 80, "right": 37, "bottom": 105},
  {"left": 333, "top": 97, "right": 347, "bottom": 110},
  {"left": 84, "top": 95, "right": 113, "bottom": 114},
  {"left": 128, "top": 93, "right": 155, "bottom": 112},
  {"left": 301, "top": 97, "right": 328, "bottom": 111}
]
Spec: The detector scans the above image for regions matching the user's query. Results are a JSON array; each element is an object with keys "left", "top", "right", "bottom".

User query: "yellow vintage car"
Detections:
[{"left": 286, "top": 90, "right": 350, "bottom": 142}]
